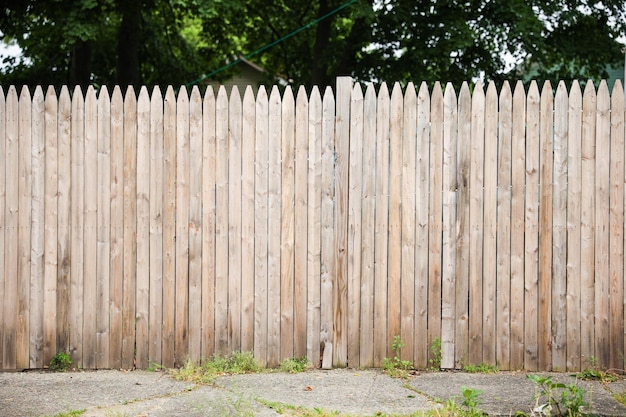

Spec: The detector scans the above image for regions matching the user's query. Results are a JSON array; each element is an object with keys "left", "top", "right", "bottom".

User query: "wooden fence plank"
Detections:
[
  {"left": 161, "top": 86, "right": 176, "bottom": 367},
  {"left": 30, "top": 86, "right": 45, "bottom": 368},
  {"left": 441, "top": 83, "right": 458, "bottom": 369},
  {"left": 267, "top": 86, "right": 282, "bottom": 366},
  {"left": 188, "top": 86, "right": 203, "bottom": 361},
  {"left": 43, "top": 86, "right": 58, "bottom": 367},
  {"left": 483, "top": 82, "right": 498, "bottom": 365},
  {"left": 538, "top": 81, "right": 554, "bottom": 371},
  {"left": 122, "top": 87, "right": 137, "bottom": 369},
  {"left": 455, "top": 82, "right": 471, "bottom": 368},
  {"left": 241, "top": 87, "right": 256, "bottom": 354},
  {"left": 3, "top": 86, "right": 18, "bottom": 369},
  {"left": 254, "top": 87, "right": 269, "bottom": 366},
  {"left": 280, "top": 87, "right": 295, "bottom": 360},
  {"left": 135, "top": 87, "right": 151, "bottom": 369},
  {"left": 373, "top": 83, "right": 390, "bottom": 367},
  {"left": 69, "top": 86, "right": 84, "bottom": 368},
  {"left": 175, "top": 87, "right": 190, "bottom": 363},
  {"left": 469, "top": 83, "right": 485, "bottom": 365},
  {"left": 415, "top": 82, "right": 431, "bottom": 368},
  {"left": 610, "top": 81, "right": 625, "bottom": 370},
  {"left": 149, "top": 86, "right": 163, "bottom": 366},
  {"left": 580, "top": 81, "right": 597, "bottom": 369},
  {"left": 360, "top": 83, "right": 376, "bottom": 368},
  {"left": 566, "top": 81, "right": 582, "bottom": 371},
  {"left": 348, "top": 83, "right": 364, "bottom": 367},
  {"left": 202, "top": 87, "right": 216, "bottom": 361},
  {"left": 229, "top": 87, "right": 243, "bottom": 353},
  {"left": 0, "top": 87, "right": 4, "bottom": 369},
  {"left": 96, "top": 86, "right": 111, "bottom": 369},
  {"left": 83, "top": 86, "right": 98, "bottom": 369},
  {"left": 496, "top": 82, "right": 512, "bottom": 370},
  {"left": 510, "top": 81, "right": 526, "bottom": 370},
  {"left": 294, "top": 86, "right": 308, "bottom": 359},
  {"left": 595, "top": 81, "right": 611, "bottom": 367},
  {"left": 320, "top": 87, "right": 335, "bottom": 368},
  {"left": 17, "top": 86, "right": 32, "bottom": 370},
  {"left": 306, "top": 86, "right": 322, "bottom": 367},
  {"left": 400, "top": 83, "right": 416, "bottom": 365},
  {"left": 334, "top": 77, "right": 351, "bottom": 367},
  {"left": 525, "top": 81, "right": 540, "bottom": 371},
  {"left": 428, "top": 82, "right": 443, "bottom": 366},
  {"left": 552, "top": 81, "right": 568, "bottom": 371},
  {"left": 387, "top": 82, "right": 403, "bottom": 362},
  {"left": 109, "top": 87, "right": 124, "bottom": 368}
]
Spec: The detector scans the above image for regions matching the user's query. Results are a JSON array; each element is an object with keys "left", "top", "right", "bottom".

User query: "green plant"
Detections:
[
  {"left": 279, "top": 356, "right": 310, "bottom": 373},
  {"left": 527, "top": 374, "right": 589, "bottom": 416},
  {"left": 49, "top": 410, "right": 86, "bottom": 417},
  {"left": 382, "top": 336, "right": 413, "bottom": 378},
  {"left": 172, "top": 351, "right": 262, "bottom": 384},
  {"left": 614, "top": 391, "right": 626, "bottom": 406},
  {"left": 428, "top": 337, "right": 442, "bottom": 371},
  {"left": 575, "top": 356, "right": 617, "bottom": 383},
  {"left": 459, "top": 386, "right": 484, "bottom": 416},
  {"left": 49, "top": 352, "right": 73, "bottom": 372},
  {"left": 463, "top": 363, "right": 499, "bottom": 374}
]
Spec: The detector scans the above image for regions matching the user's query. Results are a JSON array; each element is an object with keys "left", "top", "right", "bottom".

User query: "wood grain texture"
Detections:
[
  {"left": 360, "top": 84, "right": 377, "bottom": 368},
  {"left": 294, "top": 86, "right": 308, "bottom": 359},
  {"left": 149, "top": 87, "right": 163, "bottom": 366},
  {"left": 524, "top": 82, "right": 540, "bottom": 371},
  {"left": 347, "top": 83, "right": 363, "bottom": 367},
  {"left": 609, "top": 81, "right": 625, "bottom": 371},
  {"left": 43, "top": 86, "right": 59, "bottom": 366},
  {"left": 496, "top": 82, "right": 512, "bottom": 370},
  {"left": 135, "top": 87, "right": 150, "bottom": 369},
  {"left": 373, "top": 84, "right": 390, "bottom": 367},
  {"left": 401, "top": 83, "right": 416, "bottom": 365},
  {"left": 566, "top": 82, "right": 582, "bottom": 372},
  {"left": 469, "top": 83, "right": 485, "bottom": 365},
  {"left": 441, "top": 83, "right": 458, "bottom": 370},
  {"left": 552, "top": 82, "right": 568, "bottom": 371},
  {"left": 30, "top": 87, "right": 45, "bottom": 368},
  {"left": 254, "top": 87, "right": 269, "bottom": 366},
  {"left": 241, "top": 87, "right": 256, "bottom": 354},
  {"left": 580, "top": 81, "right": 596, "bottom": 369},
  {"left": 594, "top": 81, "right": 610, "bottom": 368},
  {"left": 455, "top": 83, "right": 471, "bottom": 369}
]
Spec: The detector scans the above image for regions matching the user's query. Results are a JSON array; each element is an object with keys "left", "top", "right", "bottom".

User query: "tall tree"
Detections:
[{"left": 0, "top": 0, "right": 624, "bottom": 88}]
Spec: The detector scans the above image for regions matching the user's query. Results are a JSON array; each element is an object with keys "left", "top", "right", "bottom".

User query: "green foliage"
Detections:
[
  {"left": 1, "top": 0, "right": 623, "bottom": 89},
  {"left": 49, "top": 352, "right": 73, "bottom": 372},
  {"left": 527, "top": 374, "right": 589, "bottom": 416},
  {"left": 459, "top": 386, "right": 484, "bottom": 416},
  {"left": 279, "top": 357, "right": 310, "bottom": 374},
  {"left": 428, "top": 337, "right": 442, "bottom": 371},
  {"left": 575, "top": 356, "right": 617, "bottom": 383},
  {"left": 383, "top": 336, "right": 413, "bottom": 378},
  {"left": 171, "top": 351, "right": 262, "bottom": 384},
  {"left": 462, "top": 363, "right": 499, "bottom": 374},
  {"left": 50, "top": 410, "right": 86, "bottom": 417},
  {"left": 614, "top": 391, "right": 626, "bottom": 406}
]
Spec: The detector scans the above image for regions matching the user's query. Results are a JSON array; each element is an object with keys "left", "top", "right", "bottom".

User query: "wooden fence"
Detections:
[{"left": 0, "top": 77, "right": 624, "bottom": 372}]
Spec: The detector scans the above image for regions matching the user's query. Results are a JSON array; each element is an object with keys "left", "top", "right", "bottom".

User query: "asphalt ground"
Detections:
[{"left": 2, "top": 368, "right": 626, "bottom": 416}]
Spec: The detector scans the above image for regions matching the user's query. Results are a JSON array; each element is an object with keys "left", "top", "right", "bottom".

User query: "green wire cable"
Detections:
[{"left": 185, "top": 0, "right": 358, "bottom": 87}]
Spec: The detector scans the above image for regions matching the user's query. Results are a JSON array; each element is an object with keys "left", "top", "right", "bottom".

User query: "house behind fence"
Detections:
[{"left": 0, "top": 77, "right": 624, "bottom": 372}]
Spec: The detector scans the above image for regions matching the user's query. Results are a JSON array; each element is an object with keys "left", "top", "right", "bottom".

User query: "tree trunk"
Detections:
[
  {"left": 310, "top": 0, "right": 333, "bottom": 87},
  {"left": 116, "top": 0, "right": 142, "bottom": 87},
  {"left": 69, "top": 40, "right": 93, "bottom": 89}
]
